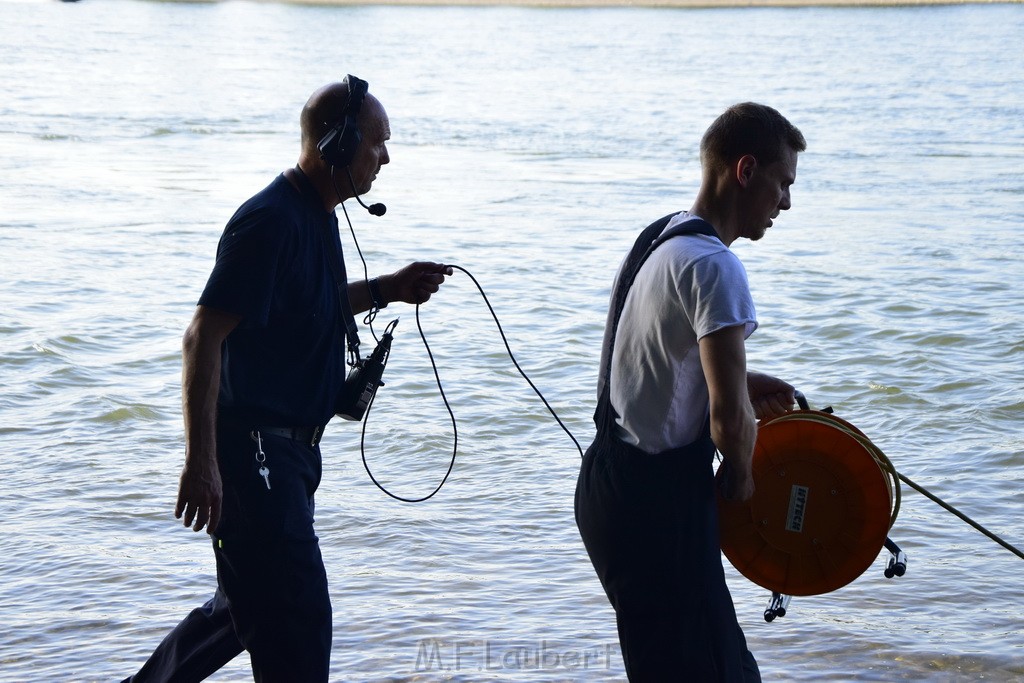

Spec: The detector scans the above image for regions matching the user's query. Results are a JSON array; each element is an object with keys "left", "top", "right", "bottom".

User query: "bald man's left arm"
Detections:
[{"left": 348, "top": 262, "right": 453, "bottom": 313}]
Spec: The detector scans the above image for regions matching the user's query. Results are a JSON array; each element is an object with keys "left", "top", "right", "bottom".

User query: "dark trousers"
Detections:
[
  {"left": 124, "top": 421, "right": 332, "bottom": 683},
  {"left": 575, "top": 432, "right": 760, "bottom": 683}
]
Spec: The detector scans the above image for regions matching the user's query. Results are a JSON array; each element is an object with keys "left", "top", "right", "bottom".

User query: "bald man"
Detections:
[{"left": 123, "top": 76, "right": 451, "bottom": 682}]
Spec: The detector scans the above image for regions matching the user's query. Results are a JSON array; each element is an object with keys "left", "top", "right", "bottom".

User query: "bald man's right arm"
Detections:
[{"left": 175, "top": 305, "right": 241, "bottom": 534}]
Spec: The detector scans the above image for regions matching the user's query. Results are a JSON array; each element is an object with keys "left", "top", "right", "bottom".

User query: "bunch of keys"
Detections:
[{"left": 250, "top": 430, "right": 271, "bottom": 490}]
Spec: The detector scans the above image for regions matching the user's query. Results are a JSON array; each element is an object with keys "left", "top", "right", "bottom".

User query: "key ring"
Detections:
[{"left": 250, "top": 430, "right": 266, "bottom": 464}]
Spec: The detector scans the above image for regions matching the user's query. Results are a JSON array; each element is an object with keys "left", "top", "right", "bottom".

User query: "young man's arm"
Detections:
[{"left": 699, "top": 325, "right": 757, "bottom": 501}]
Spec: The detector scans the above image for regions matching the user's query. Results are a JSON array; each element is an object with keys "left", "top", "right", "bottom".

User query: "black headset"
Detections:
[{"left": 317, "top": 74, "right": 369, "bottom": 168}]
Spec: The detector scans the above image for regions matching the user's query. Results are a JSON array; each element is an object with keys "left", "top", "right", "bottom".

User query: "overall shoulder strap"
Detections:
[{"left": 594, "top": 213, "right": 721, "bottom": 431}]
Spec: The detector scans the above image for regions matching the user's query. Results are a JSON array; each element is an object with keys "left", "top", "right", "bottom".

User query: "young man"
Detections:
[
  {"left": 123, "top": 76, "right": 451, "bottom": 682},
  {"left": 575, "top": 103, "right": 806, "bottom": 682}
]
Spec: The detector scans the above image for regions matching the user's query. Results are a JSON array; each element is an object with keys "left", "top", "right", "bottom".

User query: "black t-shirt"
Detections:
[{"left": 198, "top": 173, "right": 349, "bottom": 426}]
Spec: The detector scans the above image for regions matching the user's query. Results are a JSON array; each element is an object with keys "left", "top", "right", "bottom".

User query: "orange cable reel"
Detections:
[{"left": 716, "top": 395, "right": 907, "bottom": 619}]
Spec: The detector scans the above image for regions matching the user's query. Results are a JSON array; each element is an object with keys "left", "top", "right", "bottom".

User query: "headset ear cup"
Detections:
[
  {"left": 318, "top": 117, "right": 361, "bottom": 167},
  {"left": 335, "top": 119, "right": 362, "bottom": 167}
]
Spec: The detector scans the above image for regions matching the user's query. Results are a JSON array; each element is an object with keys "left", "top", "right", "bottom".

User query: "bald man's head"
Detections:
[
  {"left": 296, "top": 79, "right": 391, "bottom": 204},
  {"left": 300, "top": 79, "right": 389, "bottom": 168},
  {"left": 300, "top": 81, "right": 353, "bottom": 156}
]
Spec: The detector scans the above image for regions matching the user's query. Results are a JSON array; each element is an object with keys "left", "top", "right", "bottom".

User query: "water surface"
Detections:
[{"left": 1, "top": 1, "right": 1022, "bottom": 680}]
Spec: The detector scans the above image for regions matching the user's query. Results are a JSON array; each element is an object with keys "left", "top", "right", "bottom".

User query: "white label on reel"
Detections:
[{"left": 786, "top": 485, "right": 810, "bottom": 532}]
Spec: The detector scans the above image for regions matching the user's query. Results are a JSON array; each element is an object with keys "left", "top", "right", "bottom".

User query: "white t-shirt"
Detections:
[{"left": 600, "top": 214, "right": 758, "bottom": 454}]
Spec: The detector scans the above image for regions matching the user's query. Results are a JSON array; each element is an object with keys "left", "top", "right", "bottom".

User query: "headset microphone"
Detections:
[
  {"left": 354, "top": 192, "right": 387, "bottom": 217},
  {"left": 344, "top": 167, "right": 386, "bottom": 216}
]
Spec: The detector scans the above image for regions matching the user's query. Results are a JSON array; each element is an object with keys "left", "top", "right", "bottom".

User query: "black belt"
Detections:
[{"left": 254, "top": 425, "right": 325, "bottom": 447}]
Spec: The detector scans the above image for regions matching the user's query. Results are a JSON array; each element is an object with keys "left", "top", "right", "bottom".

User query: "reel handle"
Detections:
[{"left": 794, "top": 390, "right": 810, "bottom": 411}]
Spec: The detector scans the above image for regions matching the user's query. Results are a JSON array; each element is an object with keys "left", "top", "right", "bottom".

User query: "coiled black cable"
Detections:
[
  {"left": 359, "top": 264, "right": 584, "bottom": 502},
  {"left": 338, "top": 202, "right": 582, "bottom": 502}
]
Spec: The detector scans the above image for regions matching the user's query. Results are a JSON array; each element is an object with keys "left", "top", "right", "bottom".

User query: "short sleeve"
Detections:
[
  {"left": 198, "top": 206, "right": 288, "bottom": 327},
  {"left": 687, "top": 250, "right": 758, "bottom": 340}
]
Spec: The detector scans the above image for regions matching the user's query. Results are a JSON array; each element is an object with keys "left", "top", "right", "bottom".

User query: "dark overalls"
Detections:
[{"left": 574, "top": 214, "right": 760, "bottom": 682}]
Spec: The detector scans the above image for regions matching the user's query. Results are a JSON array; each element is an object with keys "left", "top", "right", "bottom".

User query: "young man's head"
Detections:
[
  {"left": 698, "top": 103, "right": 806, "bottom": 242},
  {"left": 700, "top": 102, "right": 806, "bottom": 173}
]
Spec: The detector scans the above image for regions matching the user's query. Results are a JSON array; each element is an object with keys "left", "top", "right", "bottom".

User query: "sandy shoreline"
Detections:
[{"left": 266, "top": 0, "right": 1018, "bottom": 7}]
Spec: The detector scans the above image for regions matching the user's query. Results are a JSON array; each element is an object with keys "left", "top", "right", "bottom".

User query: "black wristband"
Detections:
[{"left": 368, "top": 277, "right": 388, "bottom": 310}]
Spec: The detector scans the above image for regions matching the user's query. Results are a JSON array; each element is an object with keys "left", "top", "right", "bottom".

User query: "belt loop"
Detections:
[{"left": 311, "top": 426, "right": 322, "bottom": 447}]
